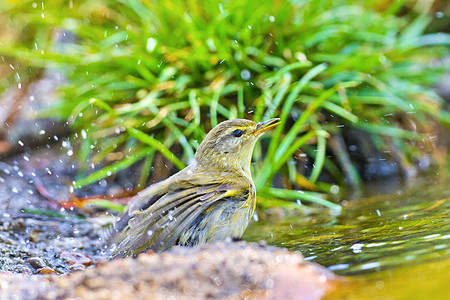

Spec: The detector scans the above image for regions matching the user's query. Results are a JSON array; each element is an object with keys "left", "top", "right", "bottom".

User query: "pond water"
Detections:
[{"left": 245, "top": 176, "right": 449, "bottom": 298}]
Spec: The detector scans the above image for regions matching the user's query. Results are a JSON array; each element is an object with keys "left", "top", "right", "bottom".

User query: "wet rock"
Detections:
[
  {"left": 0, "top": 232, "right": 14, "bottom": 245},
  {"left": 37, "top": 267, "right": 57, "bottom": 275},
  {"left": 342, "top": 128, "right": 401, "bottom": 181},
  {"left": 0, "top": 270, "right": 14, "bottom": 275},
  {"left": 69, "top": 264, "right": 87, "bottom": 272},
  {"left": 12, "top": 265, "right": 32, "bottom": 275},
  {"left": 364, "top": 157, "right": 399, "bottom": 181},
  {"left": 60, "top": 251, "right": 94, "bottom": 267},
  {"left": 27, "top": 257, "right": 46, "bottom": 270},
  {"left": 0, "top": 215, "right": 103, "bottom": 275},
  {"left": 0, "top": 241, "right": 336, "bottom": 300},
  {"left": 0, "top": 147, "right": 107, "bottom": 276}
]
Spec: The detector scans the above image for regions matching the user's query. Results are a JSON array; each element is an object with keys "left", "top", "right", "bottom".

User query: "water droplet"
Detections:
[
  {"left": 109, "top": 244, "right": 117, "bottom": 252},
  {"left": 146, "top": 38, "right": 157, "bottom": 52},
  {"left": 253, "top": 213, "right": 259, "bottom": 222},
  {"left": 330, "top": 185, "right": 339, "bottom": 194},
  {"left": 436, "top": 11, "right": 444, "bottom": 18}
]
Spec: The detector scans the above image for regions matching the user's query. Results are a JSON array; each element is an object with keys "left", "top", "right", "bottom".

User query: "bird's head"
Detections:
[{"left": 193, "top": 118, "right": 280, "bottom": 175}]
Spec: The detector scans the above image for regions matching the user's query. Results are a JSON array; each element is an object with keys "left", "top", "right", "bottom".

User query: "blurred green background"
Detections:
[{"left": 0, "top": 0, "right": 449, "bottom": 208}]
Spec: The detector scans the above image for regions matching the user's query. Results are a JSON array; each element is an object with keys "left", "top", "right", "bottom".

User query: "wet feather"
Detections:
[{"left": 107, "top": 118, "right": 279, "bottom": 257}]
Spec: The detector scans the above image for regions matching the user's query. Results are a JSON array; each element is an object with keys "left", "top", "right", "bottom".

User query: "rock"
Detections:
[
  {"left": 60, "top": 251, "right": 94, "bottom": 267},
  {"left": 37, "top": 267, "right": 57, "bottom": 275},
  {"left": 69, "top": 264, "right": 86, "bottom": 272},
  {"left": 0, "top": 241, "right": 336, "bottom": 300},
  {"left": 27, "top": 257, "right": 46, "bottom": 270}
]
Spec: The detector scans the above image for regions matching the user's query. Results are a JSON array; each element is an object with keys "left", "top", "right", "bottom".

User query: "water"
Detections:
[{"left": 245, "top": 177, "right": 449, "bottom": 298}]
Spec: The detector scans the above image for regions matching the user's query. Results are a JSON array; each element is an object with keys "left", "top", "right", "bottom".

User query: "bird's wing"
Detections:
[{"left": 108, "top": 171, "right": 250, "bottom": 257}]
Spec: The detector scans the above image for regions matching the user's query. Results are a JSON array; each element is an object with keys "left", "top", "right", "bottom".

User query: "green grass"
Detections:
[{"left": 0, "top": 0, "right": 449, "bottom": 209}]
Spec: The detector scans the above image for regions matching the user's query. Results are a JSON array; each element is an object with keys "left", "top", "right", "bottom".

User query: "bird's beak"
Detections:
[{"left": 253, "top": 118, "right": 281, "bottom": 135}]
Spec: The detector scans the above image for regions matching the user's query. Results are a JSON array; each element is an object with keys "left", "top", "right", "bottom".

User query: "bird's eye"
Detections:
[{"left": 232, "top": 129, "right": 244, "bottom": 137}]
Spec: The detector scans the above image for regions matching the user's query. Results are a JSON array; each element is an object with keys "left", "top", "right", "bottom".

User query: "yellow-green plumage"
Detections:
[{"left": 107, "top": 118, "right": 279, "bottom": 257}]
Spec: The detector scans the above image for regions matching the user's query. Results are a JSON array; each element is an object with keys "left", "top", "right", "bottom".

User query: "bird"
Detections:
[{"left": 107, "top": 118, "right": 280, "bottom": 257}]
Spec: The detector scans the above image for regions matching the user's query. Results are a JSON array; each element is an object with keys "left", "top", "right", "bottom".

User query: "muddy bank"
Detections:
[
  {"left": 0, "top": 146, "right": 107, "bottom": 275},
  {"left": 0, "top": 215, "right": 102, "bottom": 275},
  {"left": 0, "top": 241, "right": 336, "bottom": 300}
]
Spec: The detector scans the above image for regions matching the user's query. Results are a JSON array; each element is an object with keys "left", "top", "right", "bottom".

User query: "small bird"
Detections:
[{"left": 107, "top": 118, "right": 280, "bottom": 257}]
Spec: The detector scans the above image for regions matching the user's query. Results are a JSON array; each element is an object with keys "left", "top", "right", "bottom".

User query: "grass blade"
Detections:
[{"left": 263, "top": 187, "right": 341, "bottom": 211}]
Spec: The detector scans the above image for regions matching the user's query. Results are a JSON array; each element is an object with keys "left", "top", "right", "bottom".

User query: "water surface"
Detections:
[{"left": 245, "top": 177, "right": 449, "bottom": 298}]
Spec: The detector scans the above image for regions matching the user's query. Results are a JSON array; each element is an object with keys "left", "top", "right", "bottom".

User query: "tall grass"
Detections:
[{"left": 0, "top": 0, "right": 449, "bottom": 208}]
